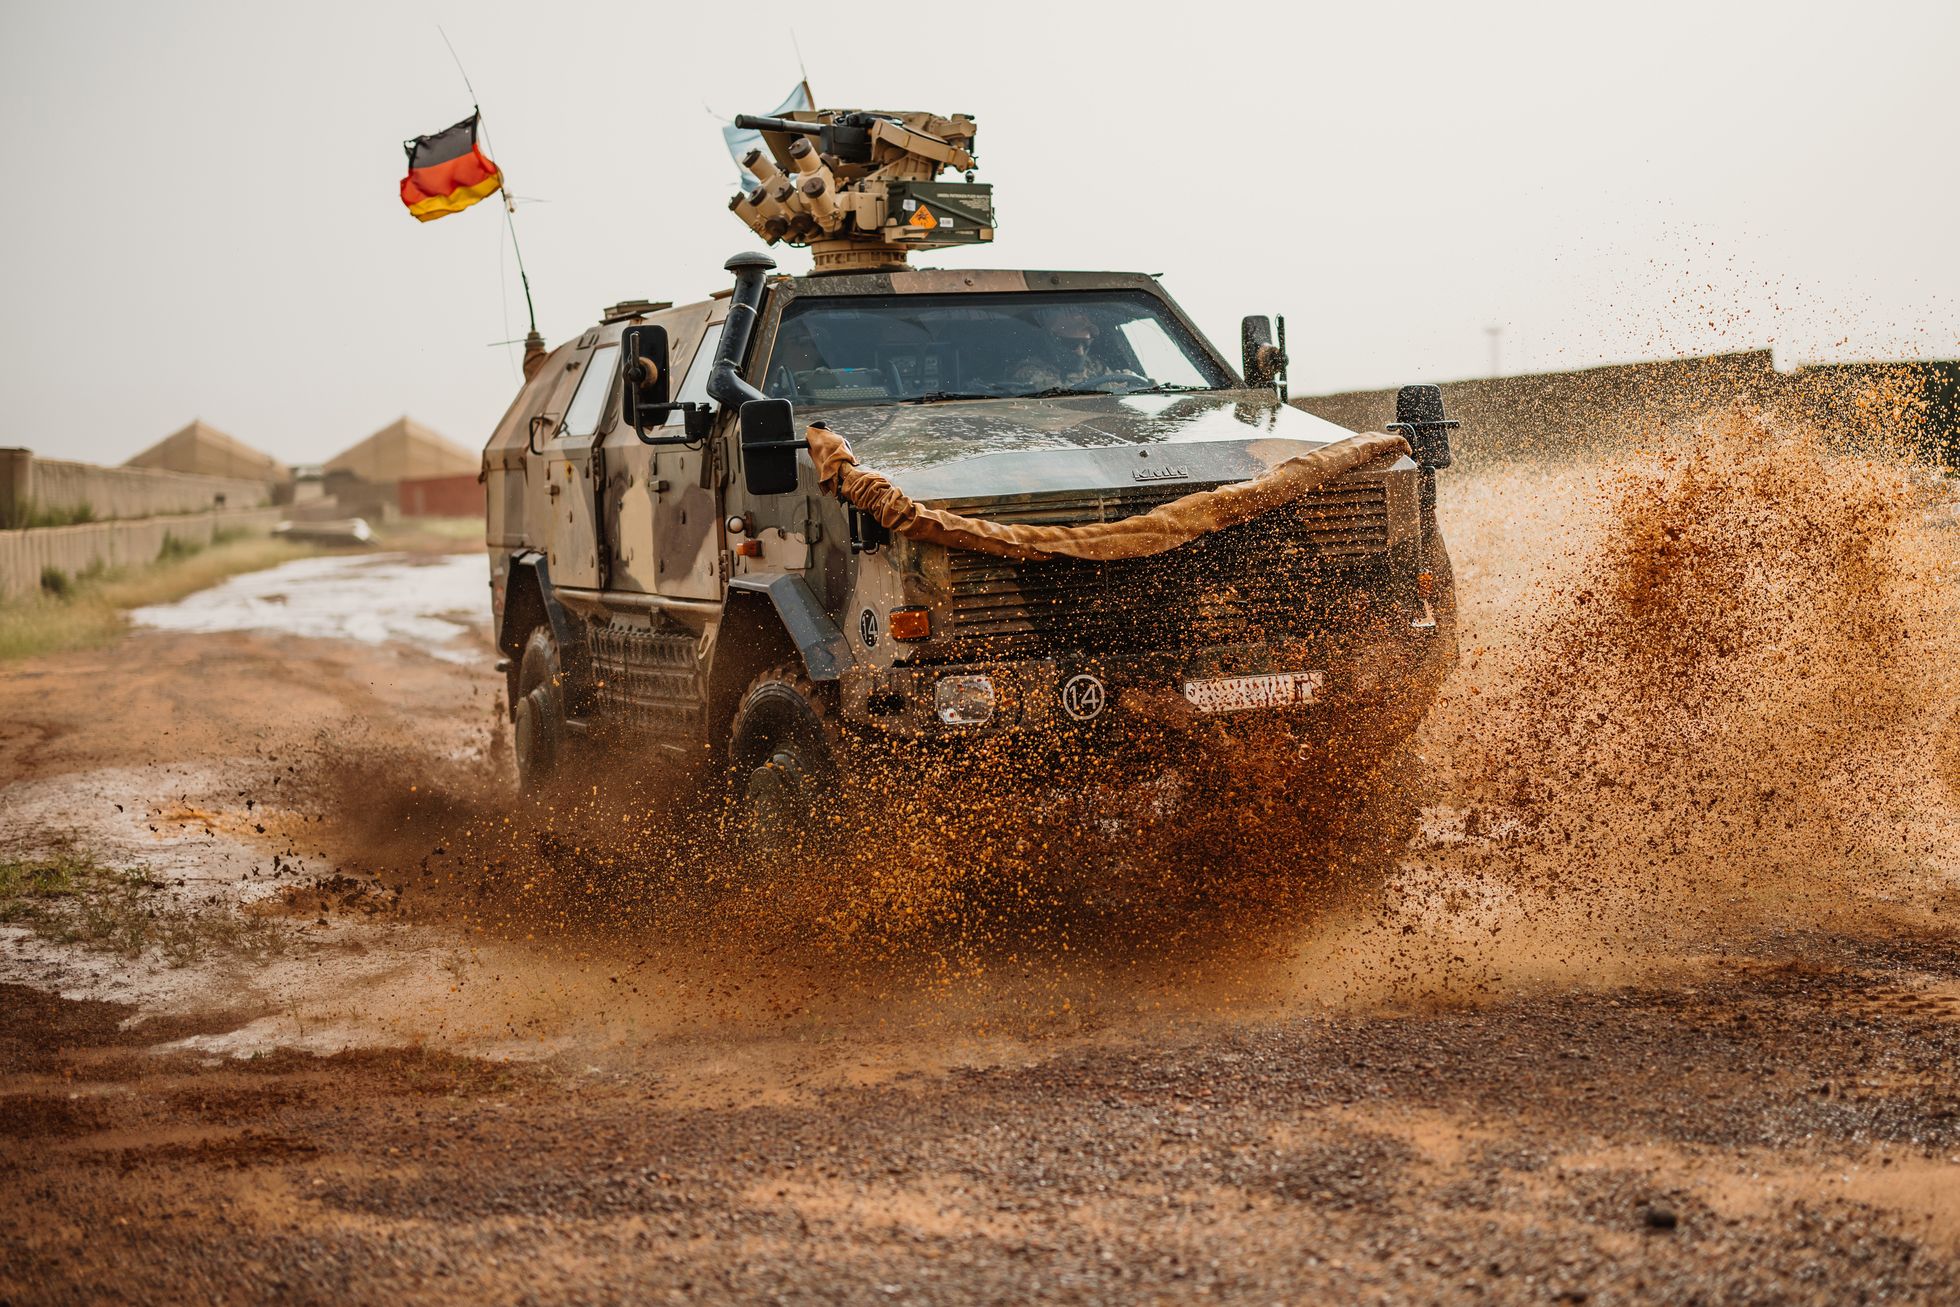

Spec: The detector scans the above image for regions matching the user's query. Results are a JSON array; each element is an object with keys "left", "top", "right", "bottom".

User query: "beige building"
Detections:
[
  {"left": 319, "top": 418, "right": 477, "bottom": 523},
  {"left": 124, "top": 419, "right": 288, "bottom": 485},
  {"left": 325, "top": 418, "right": 476, "bottom": 484}
]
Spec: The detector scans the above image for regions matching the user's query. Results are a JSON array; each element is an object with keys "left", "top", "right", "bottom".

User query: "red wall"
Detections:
[{"left": 397, "top": 474, "right": 484, "bottom": 518}]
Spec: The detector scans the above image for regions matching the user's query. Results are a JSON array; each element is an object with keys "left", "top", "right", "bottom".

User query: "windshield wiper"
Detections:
[
  {"left": 898, "top": 390, "right": 999, "bottom": 404},
  {"left": 1012, "top": 386, "right": 1106, "bottom": 400},
  {"left": 1012, "top": 384, "right": 1215, "bottom": 400}
]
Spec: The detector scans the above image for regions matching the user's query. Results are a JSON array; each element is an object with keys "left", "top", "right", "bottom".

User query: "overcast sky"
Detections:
[{"left": 2, "top": 0, "right": 1954, "bottom": 467}]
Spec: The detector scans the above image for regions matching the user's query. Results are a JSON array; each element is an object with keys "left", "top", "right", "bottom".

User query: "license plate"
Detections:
[{"left": 1182, "top": 670, "right": 1325, "bottom": 714}]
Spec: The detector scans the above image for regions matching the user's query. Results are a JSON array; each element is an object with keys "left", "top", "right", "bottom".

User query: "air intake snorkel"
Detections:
[
  {"left": 707, "top": 251, "right": 777, "bottom": 411},
  {"left": 709, "top": 251, "right": 805, "bottom": 498}
]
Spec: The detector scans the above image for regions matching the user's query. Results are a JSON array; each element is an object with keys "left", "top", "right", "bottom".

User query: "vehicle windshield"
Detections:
[{"left": 763, "top": 290, "right": 1231, "bottom": 407}]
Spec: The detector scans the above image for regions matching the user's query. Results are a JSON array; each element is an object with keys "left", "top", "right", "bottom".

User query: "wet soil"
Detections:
[
  {"left": 5, "top": 942, "right": 1958, "bottom": 1305},
  {"left": 4, "top": 434, "right": 1959, "bottom": 1304}
]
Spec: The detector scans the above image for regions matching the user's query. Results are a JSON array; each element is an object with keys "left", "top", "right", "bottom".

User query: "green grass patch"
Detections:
[
  {"left": 0, "top": 854, "right": 86, "bottom": 905},
  {"left": 0, "top": 533, "right": 322, "bottom": 662},
  {"left": 0, "top": 499, "right": 96, "bottom": 530},
  {"left": 0, "top": 853, "right": 288, "bottom": 966}
]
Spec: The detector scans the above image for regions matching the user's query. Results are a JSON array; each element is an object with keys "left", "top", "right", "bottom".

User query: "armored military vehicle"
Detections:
[{"left": 482, "top": 106, "right": 1458, "bottom": 820}]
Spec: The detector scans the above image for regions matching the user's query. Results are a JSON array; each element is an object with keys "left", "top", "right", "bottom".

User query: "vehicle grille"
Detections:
[{"left": 945, "top": 479, "right": 1390, "bottom": 652}]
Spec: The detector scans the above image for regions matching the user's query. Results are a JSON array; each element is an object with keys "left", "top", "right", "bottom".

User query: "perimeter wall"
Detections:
[
  {"left": 0, "top": 507, "right": 284, "bottom": 600},
  {"left": 1293, "top": 352, "right": 1960, "bottom": 465},
  {"left": 0, "top": 448, "right": 277, "bottom": 528}
]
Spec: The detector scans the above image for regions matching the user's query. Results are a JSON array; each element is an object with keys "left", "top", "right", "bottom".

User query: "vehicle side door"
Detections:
[
  {"left": 600, "top": 302, "right": 717, "bottom": 596},
  {"left": 650, "top": 311, "right": 729, "bottom": 601},
  {"left": 541, "top": 329, "right": 620, "bottom": 589}
]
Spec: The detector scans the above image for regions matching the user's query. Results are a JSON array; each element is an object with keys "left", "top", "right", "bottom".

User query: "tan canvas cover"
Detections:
[
  {"left": 326, "top": 418, "right": 477, "bottom": 483},
  {"left": 124, "top": 420, "right": 287, "bottom": 483},
  {"left": 805, "top": 423, "right": 1410, "bottom": 562}
]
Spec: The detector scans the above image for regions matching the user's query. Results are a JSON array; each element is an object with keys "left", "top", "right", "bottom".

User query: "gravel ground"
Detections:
[
  {"left": 4, "top": 929, "right": 1956, "bottom": 1305},
  {"left": 4, "top": 447, "right": 1956, "bottom": 1305}
]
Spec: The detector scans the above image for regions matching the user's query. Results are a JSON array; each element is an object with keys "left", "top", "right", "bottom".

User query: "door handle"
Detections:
[{"left": 528, "top": 413, "right": 558, "bottom": 456}]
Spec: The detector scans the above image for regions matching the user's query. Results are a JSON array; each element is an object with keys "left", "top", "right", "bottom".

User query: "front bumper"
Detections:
[{"left": 840, "top": 630, "right": 1444, "bottom": 741}]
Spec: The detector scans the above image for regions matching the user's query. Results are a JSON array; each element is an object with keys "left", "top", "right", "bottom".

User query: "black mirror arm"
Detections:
[
  {"left": 1386, "top": 416, "right": 1460, "bottom": 472},
  {"left": 631, "top": 403, "right": 715, "bottom": 446},
  {"left": 1275, "top": 314, "right": 1289, "bottom": 403},
  {"left": 1385, "top": 418, "right": 1461, "bottom": 437}
]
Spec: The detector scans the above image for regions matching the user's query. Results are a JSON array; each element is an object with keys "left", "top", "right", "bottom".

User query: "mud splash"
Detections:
[
  {"left": 289, "top": 400, "right": 1957, "bottom": 1046},
  {"left": 1291, "top": 403, "right": 1959, "bottom": 1006}
]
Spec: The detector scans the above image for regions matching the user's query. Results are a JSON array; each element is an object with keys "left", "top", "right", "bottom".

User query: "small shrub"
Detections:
[
  {"left": 38, "top": 566, "right": 72, "bottom": 598},
  {"left": 156, "top": 533, "right": 203, "bottom": 562}
]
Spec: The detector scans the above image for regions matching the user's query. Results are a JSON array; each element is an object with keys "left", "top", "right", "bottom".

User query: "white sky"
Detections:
[{"left": 2, "top": 0, "right": 1955, "bottom": 466}]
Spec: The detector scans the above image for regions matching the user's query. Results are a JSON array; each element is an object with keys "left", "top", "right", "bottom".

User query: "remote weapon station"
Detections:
[
  {"left": 481, "top": 105, "right": 1458, "bottom": 825},
  {"left": 725, "top": 109, "right": 994, "bottom": 273}
]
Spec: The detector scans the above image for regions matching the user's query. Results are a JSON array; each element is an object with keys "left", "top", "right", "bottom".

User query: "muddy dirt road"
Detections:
[{"left": 4, "top": 422, "right": 1959, "bottom": 1305}]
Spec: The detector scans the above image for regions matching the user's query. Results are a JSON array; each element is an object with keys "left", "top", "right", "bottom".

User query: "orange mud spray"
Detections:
[
  {"left": 310, "top": 385, "right": 1958, "bottom": 1046},
  {"left": 1290, "top": 395, "right": 1958, "bottom": 1009}
]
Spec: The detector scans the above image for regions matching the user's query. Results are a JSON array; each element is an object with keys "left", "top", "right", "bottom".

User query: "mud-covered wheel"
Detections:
[
  {"left": 511, "top": 626, "right": 565, "bottom": 794},
  {"left": 727, "top": 665, "right": 848, "bottom": 846}
]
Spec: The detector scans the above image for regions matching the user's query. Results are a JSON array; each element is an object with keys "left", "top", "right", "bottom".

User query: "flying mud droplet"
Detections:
[{"left": 285, "top": 390, "right": 1957, "bottom": 1047}]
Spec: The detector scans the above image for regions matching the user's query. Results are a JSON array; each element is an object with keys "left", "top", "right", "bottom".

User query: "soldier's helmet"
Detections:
[{"left": 1043, "top": 309, "right": 1099, "bottom": 342}]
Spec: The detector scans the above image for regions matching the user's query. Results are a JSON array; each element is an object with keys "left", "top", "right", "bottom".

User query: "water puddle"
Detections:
[{"left": 131, "top": 552, "right": 489, "bottom": 661}]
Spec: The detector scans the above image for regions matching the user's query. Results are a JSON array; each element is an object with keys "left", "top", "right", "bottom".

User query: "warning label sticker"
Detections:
[{"left": 908, "top": 206, "right": 939, "bottom": 230}]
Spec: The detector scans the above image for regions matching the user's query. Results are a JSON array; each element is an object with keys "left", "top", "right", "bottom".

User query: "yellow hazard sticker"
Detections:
[{"left": 908, "top": 206, "right": 938, "bottom": 230}]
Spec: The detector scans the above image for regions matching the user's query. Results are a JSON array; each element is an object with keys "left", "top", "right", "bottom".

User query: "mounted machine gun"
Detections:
[{"left": 726, "top": 109, "right": 995, "bottom": 273}]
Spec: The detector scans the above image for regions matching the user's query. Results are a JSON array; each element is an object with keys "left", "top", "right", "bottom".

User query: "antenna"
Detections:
[
  {"left": 789, "top": 28, "right": 810, "bottom": 90},
  {"left": 437, "top": 27, "right": 479, "bottom": 104},
  {"left": 437, "top": 26, "right": 540, "bottom": 352}
]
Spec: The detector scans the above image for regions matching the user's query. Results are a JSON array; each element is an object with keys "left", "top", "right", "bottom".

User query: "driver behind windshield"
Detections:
[
  {"left": 763, "top": 291, "right": 1224, "bottom": 405},
  {"left": 1008, "top": 310, "right": 1105, "bottom": 392}
]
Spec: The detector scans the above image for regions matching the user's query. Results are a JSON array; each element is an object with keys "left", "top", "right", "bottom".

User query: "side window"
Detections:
[
  {"left": 666, "top": 325, "right": 724, "bottom": 421},
  {"left": 560, "top": 343, "right": 619, "bottom": 438}
]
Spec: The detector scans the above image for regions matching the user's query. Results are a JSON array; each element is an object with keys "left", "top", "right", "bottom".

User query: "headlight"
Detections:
[{"left": 934, "top": 675, "right": 996, "bottom": 726}]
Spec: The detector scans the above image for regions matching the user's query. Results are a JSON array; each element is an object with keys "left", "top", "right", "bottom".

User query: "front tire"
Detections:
[
  {"left": 727, "top": 665, "right": 848, "bottom": 846},
  {"left": 511, "top": 626, "right": 565, "bottom": 795}
]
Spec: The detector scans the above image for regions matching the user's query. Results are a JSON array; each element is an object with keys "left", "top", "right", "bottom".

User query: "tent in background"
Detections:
[
  {"left": 124, "top": 420, "right": 288, "bottom": 484},
  {"left": 325, "top": 418, "right": 476, "bottom": 485}
]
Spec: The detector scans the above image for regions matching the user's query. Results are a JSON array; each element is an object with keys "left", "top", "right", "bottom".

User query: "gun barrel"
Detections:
[{"left": 732, "top": 114, "right": 822, "bottom": 137}]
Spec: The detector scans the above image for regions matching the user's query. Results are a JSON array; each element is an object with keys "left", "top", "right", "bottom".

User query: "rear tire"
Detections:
[{"left": 512, "top": 626, "right": 565, "bottom": 795}]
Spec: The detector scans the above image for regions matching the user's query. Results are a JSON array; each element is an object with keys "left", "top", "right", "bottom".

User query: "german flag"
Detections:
[{"left": 400, "top": 113, "right": 503, "bottom": 222}]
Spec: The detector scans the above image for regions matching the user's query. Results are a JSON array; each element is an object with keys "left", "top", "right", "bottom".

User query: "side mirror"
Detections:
[
  {"left": 1390, "top": 384, "right": 1458, "bottom": 470},
  {"left": 738, "top": 398, "right": 803, "bottom": 497},
  {"left": 620, "top": 325, "right": 671, "bottom": 431},
  {"left": 1241, "top": 314, "right": 1288, "bottom": 394}
]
